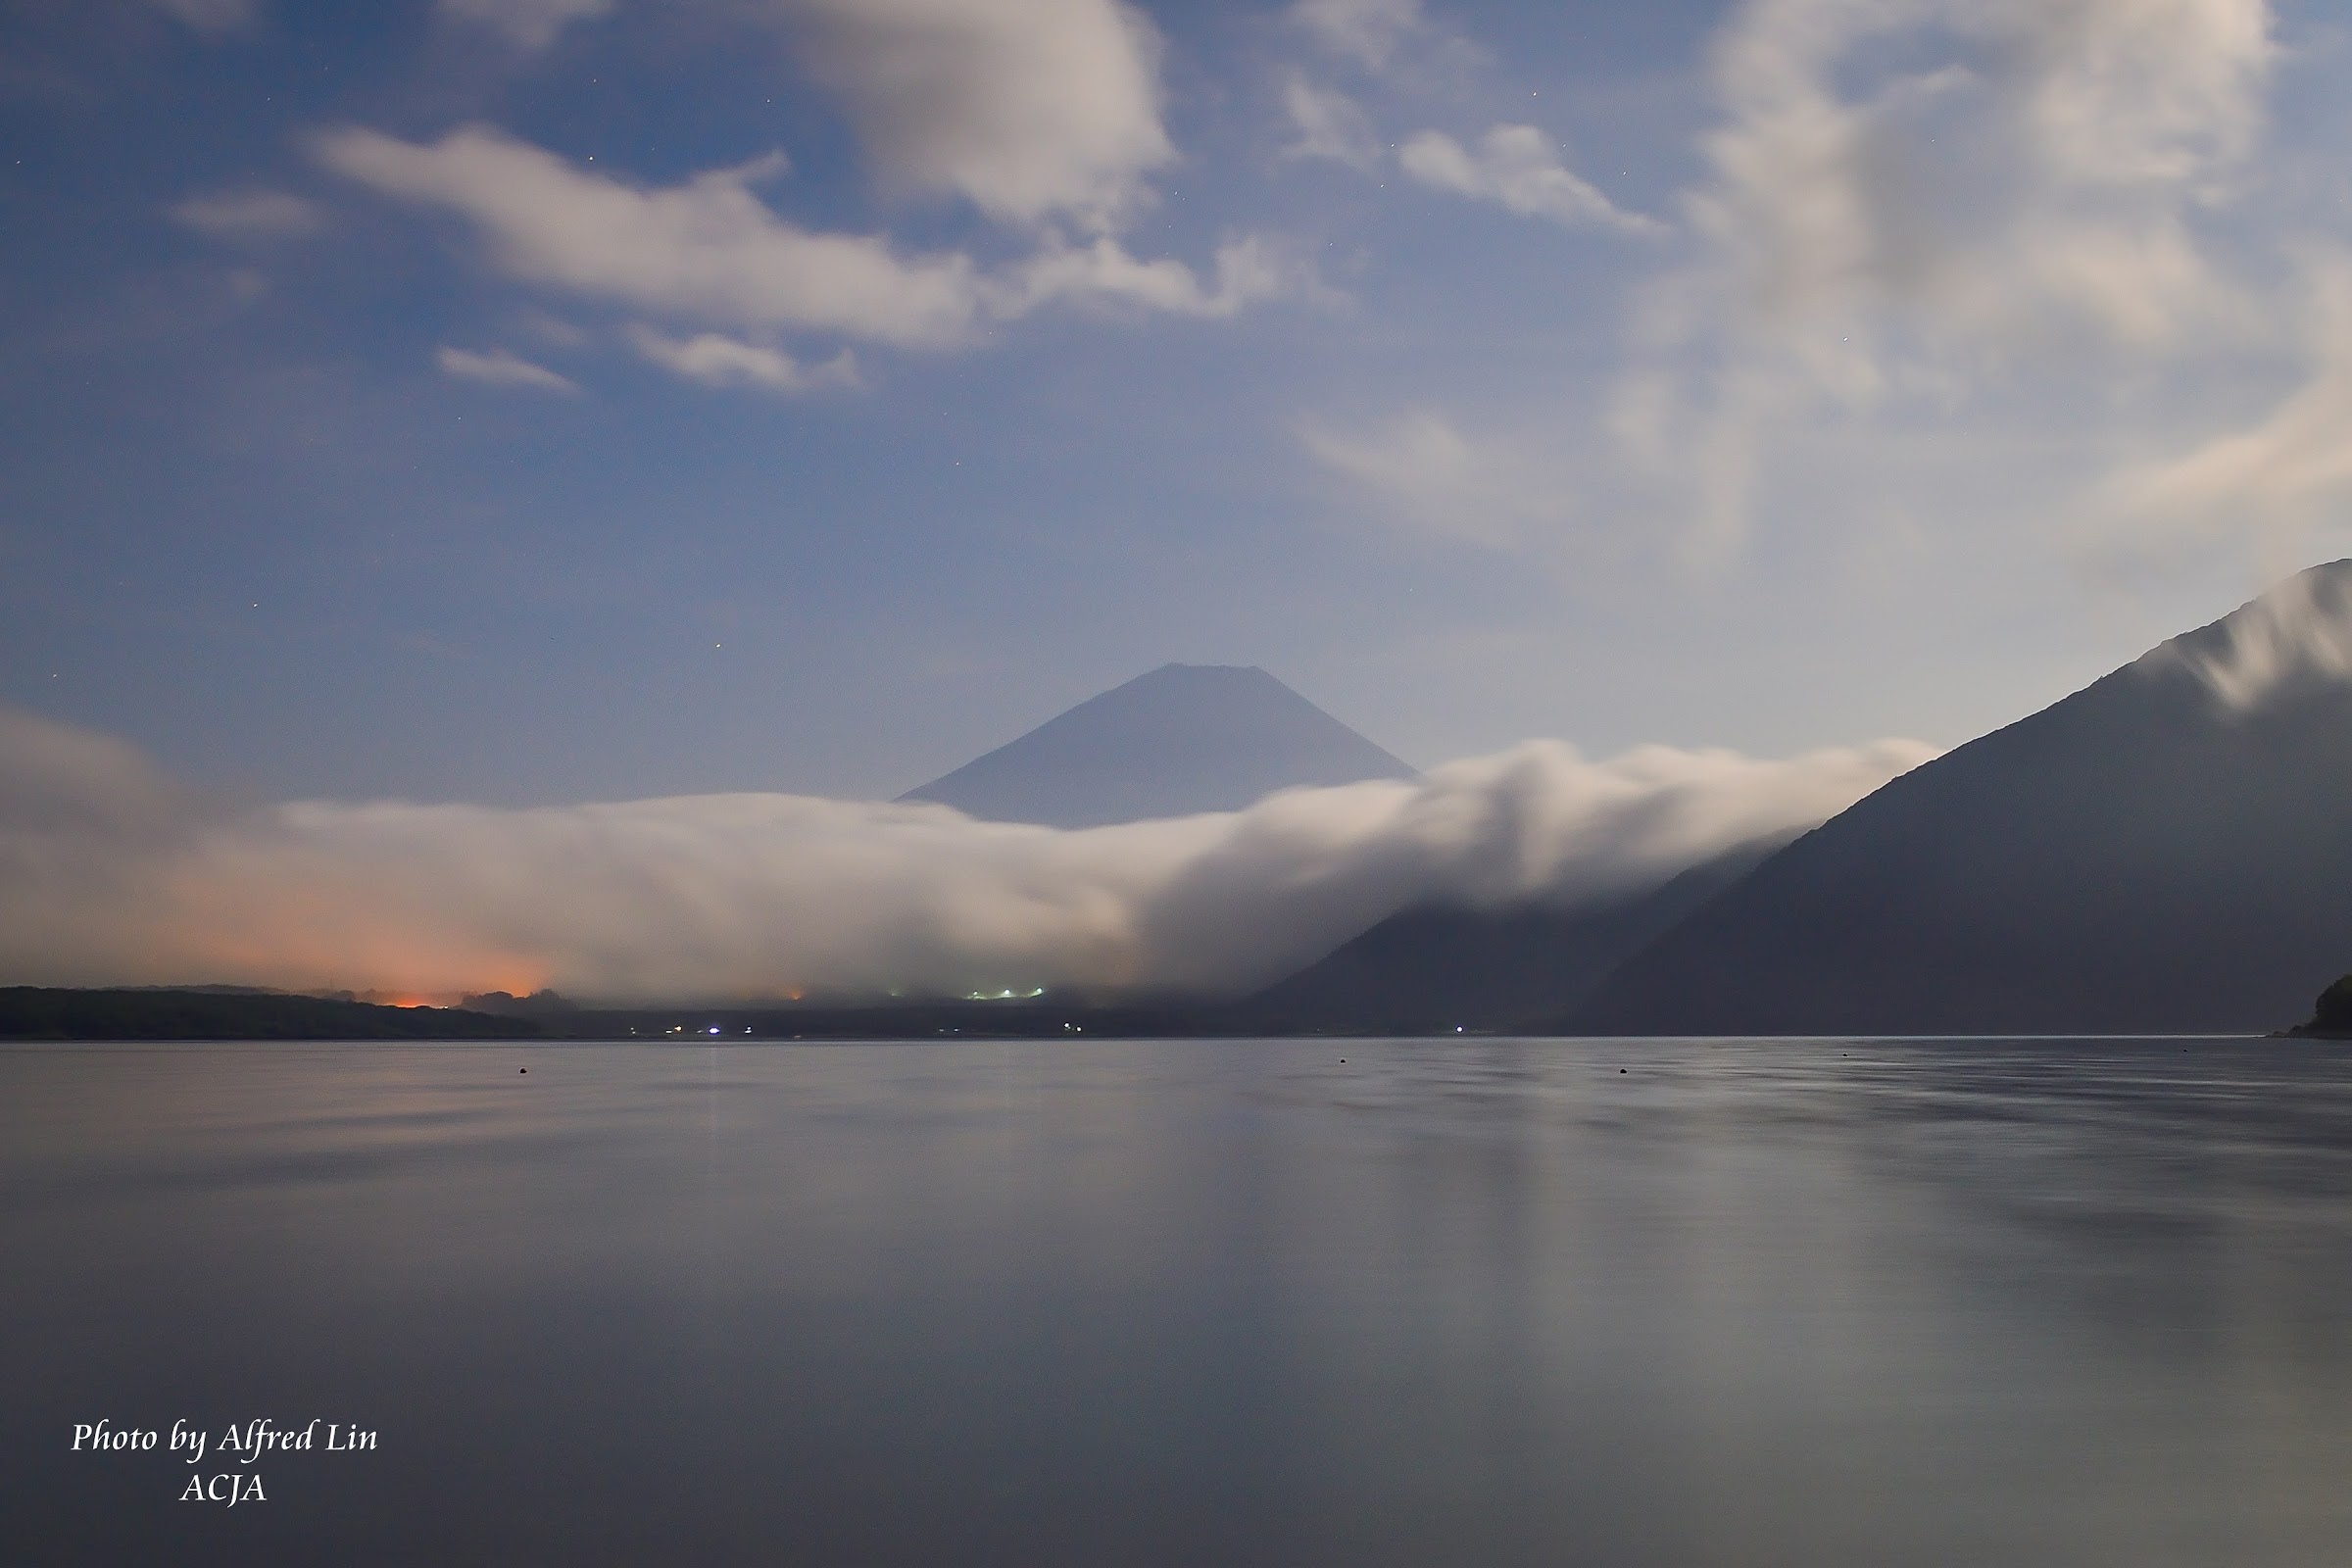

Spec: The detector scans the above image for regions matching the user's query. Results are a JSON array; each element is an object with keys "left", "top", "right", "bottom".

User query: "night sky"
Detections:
[{"left": 4, "top": 0, "right": 2346, "bottom": 809}]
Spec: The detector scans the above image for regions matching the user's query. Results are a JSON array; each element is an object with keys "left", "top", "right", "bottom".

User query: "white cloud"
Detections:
[
  {"left": 1400, "top": 125, "right": 1665, "bottom": 235},
  {"left": 1300, "top": 410, "right": 1573, "bottom": 548},
  {"left": 1631, "top": 0, "right": 2277, "bottom": 551},
  {"left": 1000, "top": 233, "right": 1304, "bottom": 320},
  {"left": 318, "top": 124, "right": 1298, "bottom": 348},
  {"left": 317, "top": 126, "right": 986, "bottom": 349},
  {"left": 1292, "top": 0, "right": 1423, "bottom": 71},
  {"left": 773, "top": 0, "right": 1172, "bottom": 231},
  {"left": 437, "top": 346, "right": 581, "bottom": 394},
  {"left": 169, "top": 188, "right": 324, "bottom": 242},
  {"left": 149, "top": 0, "right": 255, "bottom": 31},
  {"left": 0, "top": 706, "right": 1933, "bottom": 1002},
  {"left": 1281, "top": 74, "right": 1383, "bottom": 170},
  {"left": 627, "top": 326, "right": 858, "bottom": 393},
  {"left": 439, "top": 0, "right": 612, "bottom": 51},
  {"left": 1687, "top": 0, "right": 2267, "bottom": 357}
]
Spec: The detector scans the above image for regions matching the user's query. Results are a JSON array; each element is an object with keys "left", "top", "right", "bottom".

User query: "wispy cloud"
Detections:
[
  {"left": 436, "top": 345, "right": 580, "bottom": 394},
  {"left": 626, "top": 326, "right": 858, "bottom": 393},
  {"left": 1299, "top": 410, "right": 1576, "bottom": 549},
  {"left": 1400, "top": 125, "right": 1665, "bottom": 235},
  {"left": 1002, "top": 232, "right": 1309, "bottom": 319},
  {"left": 2102, "top": 258, "right": 2352, "bottom": 543},
  {"left": 1291, "top": 0, "right": 1425, "bottom": 72},
  {"left": 148, "top": 0, "right": 256, "bottom": 33},
  {"left": 1281, "top": 74, "right": 1384, "bottom": 170},
  {"left": 438, "top": 0, "right": 611, "bottom": 51},
  {"left": 170, "top": 188, "right": 324, "bottom": 242},
  {"left": 2157, "top": 562, "right": 2352, "bottom": 710}
]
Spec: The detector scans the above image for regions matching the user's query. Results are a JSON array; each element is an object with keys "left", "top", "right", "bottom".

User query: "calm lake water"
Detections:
[{"left": 9, "top": 1036, "right": 2352, "bottom": 1565}]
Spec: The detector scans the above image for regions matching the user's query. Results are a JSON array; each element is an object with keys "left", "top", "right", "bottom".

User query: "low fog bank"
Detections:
[{"left": 0, "top": 707, "right": 1932, "bottom": 1003}]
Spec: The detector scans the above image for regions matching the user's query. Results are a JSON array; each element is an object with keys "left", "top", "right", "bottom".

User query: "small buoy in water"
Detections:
[
  {"left": 519, "top": 1068, "right": 527, "bottom": 1074},
  {"left": 1619, "top": 1068, "right": 1627, "bottom": 1074}
]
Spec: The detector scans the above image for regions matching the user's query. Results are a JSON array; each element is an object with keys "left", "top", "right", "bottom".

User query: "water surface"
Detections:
[{"left": 8, "top": 1036, "right": 2352, "bottom": 1565}]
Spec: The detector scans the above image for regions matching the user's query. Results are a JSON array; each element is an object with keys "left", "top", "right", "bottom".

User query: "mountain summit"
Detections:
[
  {"left": 1566, "top": 560, "right": 2352, "bottom": 1035},
  {"left": 900, "top": 663, "right": 1415, "bottom": 829}
]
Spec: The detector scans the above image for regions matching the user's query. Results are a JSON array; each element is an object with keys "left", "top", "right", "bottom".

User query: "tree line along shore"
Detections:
[{"left": 6, "top": 980, "right": 2352, "bottom": 1042}]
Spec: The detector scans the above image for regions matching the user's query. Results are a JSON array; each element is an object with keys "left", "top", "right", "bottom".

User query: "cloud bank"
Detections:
[{"left": 0, "top": 708, "right": 1930, "bottom": 1004}]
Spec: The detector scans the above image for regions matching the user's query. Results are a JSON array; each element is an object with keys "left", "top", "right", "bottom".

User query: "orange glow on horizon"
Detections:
[{"left": 350, "top": 991, "right": 448, "bottom": 1009}]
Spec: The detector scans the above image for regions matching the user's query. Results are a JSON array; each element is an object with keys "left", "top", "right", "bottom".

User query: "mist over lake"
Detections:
[{"left": 14, "top": 1035, "right": 2352, "bottom": 1566}]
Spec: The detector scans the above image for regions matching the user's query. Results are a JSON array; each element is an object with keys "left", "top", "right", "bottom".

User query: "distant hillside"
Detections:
[
  {"left": 900, "top": 663, "right": 1415, "bottom": 828},
  {"left": 0, "top": 988, "right": 542, "bottom": 1040},
  {"left": 2289, "top": 976, "right": 2352, "bottom": 1039},
  {"left": 1566, "top": 561, "right": 2352, "bottom": 1036},
  {"left": 0, "top": 987, "right": 1251, "bottom": 1042},
  {"left": 1236, "top": 842, "right": 1782, "bottom": 1035}
]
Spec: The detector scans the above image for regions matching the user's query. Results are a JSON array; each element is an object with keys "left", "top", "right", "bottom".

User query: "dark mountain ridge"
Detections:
[
  {"left": 1235, "top": 840, "right": 1786, "bottom": 1035},
  {"left": 1565, "top": 561, "right": 2352, "bottom": 1036}
]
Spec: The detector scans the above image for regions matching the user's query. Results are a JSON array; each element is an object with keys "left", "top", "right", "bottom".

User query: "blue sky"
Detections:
[{"left": 6, "top": 0, "right": 2350, "bottom": 808}]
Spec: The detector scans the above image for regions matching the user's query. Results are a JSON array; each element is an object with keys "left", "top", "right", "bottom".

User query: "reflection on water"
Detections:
[{"left": 9, "top": 1037, "right": 2352, "bottom": 1565}]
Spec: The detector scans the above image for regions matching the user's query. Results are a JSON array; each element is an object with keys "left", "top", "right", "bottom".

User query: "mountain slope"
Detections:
[
  {"left": 1565, "top": 562, "right": 2352, "bottom": 1036},
  {"left": 900, "top": 663, "right": 1415, "bottom": 829},
  {"left": 1235, "top": 841, "right": 1783, "bottom": 1034}
]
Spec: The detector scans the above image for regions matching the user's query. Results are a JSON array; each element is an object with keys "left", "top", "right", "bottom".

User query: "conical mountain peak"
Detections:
[{"left": 901, "top": 665, "right": 1415, "bottom": 829}]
